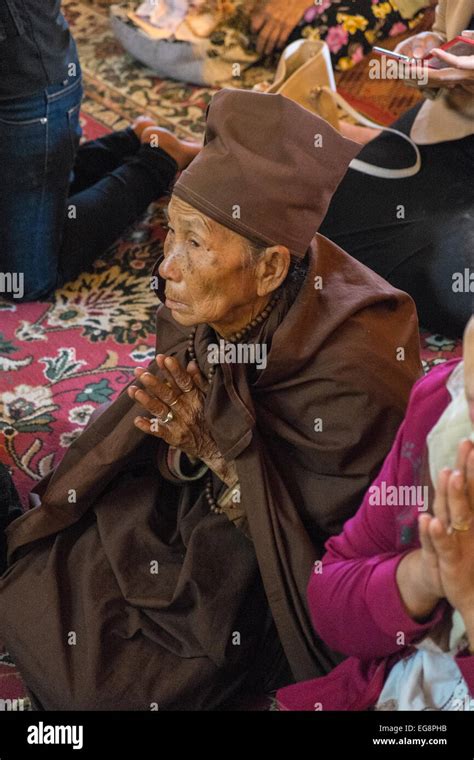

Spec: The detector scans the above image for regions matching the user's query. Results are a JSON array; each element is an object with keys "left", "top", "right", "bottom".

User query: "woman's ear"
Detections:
[
  {"left": 464, "top": 315, "right": 474, "bottom": 424},
  {"left": 255, "top": 245, "right": 291, "bottom": 297}
]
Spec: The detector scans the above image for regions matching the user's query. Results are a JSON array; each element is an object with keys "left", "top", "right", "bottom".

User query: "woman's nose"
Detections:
[{"left": 159, "top": 250, "right": 182, "bottom": 282}]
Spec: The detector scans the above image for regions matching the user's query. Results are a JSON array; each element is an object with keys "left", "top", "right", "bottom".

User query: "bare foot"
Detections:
[
  {"left": 141, "top": 126, "right": 202, "bottom": 170},
  {"left": 339, "top": 121, "right": 382, "bottom": 145},
  {"left": 131, "top": 116, "right": 156, "bottom": 141}
]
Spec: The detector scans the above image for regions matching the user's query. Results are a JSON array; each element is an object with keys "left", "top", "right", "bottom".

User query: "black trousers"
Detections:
[
  {"left": 320, "top": 104, "right": 474, "bottom": 338},
  {"left": 59, "top": 127, "right": 178, "bottom": 286}
]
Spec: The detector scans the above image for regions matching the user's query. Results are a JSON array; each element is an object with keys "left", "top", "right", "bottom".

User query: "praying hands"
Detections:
[{"left": 127, "top": 353, "right": 238, "bottom": 486}]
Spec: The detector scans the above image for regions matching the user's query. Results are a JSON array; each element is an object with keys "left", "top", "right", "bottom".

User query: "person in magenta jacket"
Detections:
[{"left": 278, "top": 316, "right": 474, "bottom": 711}]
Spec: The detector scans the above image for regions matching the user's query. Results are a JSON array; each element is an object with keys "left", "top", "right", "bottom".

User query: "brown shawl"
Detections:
[{"left": 4, "top": 234, "right": 422, "bottom": 686}]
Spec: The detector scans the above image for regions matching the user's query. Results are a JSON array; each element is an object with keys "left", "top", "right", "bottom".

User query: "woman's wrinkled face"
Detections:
[{"left": 159, "top": 195, "right": 268, "bottom": 336}]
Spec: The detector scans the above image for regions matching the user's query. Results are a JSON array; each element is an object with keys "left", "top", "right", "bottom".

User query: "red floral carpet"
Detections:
[{"left": 0, "top": 0, "right": 462, "bottom": 708}]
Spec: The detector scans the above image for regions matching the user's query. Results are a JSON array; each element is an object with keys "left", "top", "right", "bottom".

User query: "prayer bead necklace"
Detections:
[{"left": 186, "top": 290, "right": 280, "bottom": 514}]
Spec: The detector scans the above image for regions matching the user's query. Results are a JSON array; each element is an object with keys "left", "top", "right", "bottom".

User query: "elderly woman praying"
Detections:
[{"left": 0, "top": 90, "right": 421, "bottom": 710}]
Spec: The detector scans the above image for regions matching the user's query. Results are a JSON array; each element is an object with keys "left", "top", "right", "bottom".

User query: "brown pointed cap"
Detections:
[{"left": 173, "top": 88, "right": 361, "bottom": 257}]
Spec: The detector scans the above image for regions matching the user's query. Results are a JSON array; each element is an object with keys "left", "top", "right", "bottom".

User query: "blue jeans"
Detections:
[
  {"left": 0, "top": 77, "right": 83, "bottom": 300},
  {"left": 0, "top": 76, "right": 178, "bottom": 301}
]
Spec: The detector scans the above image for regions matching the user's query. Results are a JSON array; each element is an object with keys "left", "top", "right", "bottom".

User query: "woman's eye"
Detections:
[{"left": 189, "top": 239, "right": 200, "bottom": 248}]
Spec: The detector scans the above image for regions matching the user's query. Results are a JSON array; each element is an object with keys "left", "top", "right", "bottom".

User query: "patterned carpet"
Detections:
[{"left": 0, "top": 0, "right": 462, "bottom": 707}]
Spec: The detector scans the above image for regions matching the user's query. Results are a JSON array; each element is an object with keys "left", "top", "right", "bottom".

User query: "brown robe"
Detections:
[{"left": 0, "top": 235, "right": 422, "bottom": 710}]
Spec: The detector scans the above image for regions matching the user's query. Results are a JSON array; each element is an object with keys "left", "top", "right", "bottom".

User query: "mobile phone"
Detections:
[
  {"left": 423, "top": 35, "right": 474, "bottom": 69},
  {"left": 372, "top": 46, "right": 412, "bottom": 62}
]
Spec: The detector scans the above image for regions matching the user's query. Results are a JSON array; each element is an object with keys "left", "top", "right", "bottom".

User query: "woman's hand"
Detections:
[
  {"left": 128, "top": 354, "right": 238, "bottom": 486},
  {"left": 394, "top": 31, "right": 444, "bottom": 60},
  {"left": 423, "top": 48, "right": 474, "bottom": 90},
  {"left": 396, "top": 439, "right": 474, "bottom": 621},
  {"left": 427, "top": 441, "right": 474, "bottom": 624},
  {"left": 251, "top": 0, "right": 309, "bottom": 56},
  {"left": 128, "top": 354, "right": 214, "bottom": 457},
  {"left": 397, "top": 30, "right": 474, "bottom": 92}
]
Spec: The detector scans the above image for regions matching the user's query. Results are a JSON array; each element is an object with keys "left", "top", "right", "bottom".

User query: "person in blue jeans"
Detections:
[{"left": 0, "top": 0, "right": 199, "bottom": 302}]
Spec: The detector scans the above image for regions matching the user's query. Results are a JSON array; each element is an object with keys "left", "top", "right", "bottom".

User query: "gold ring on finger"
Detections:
[{"left": 450, "top": 518, "right": 472, "bottom": 533}]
